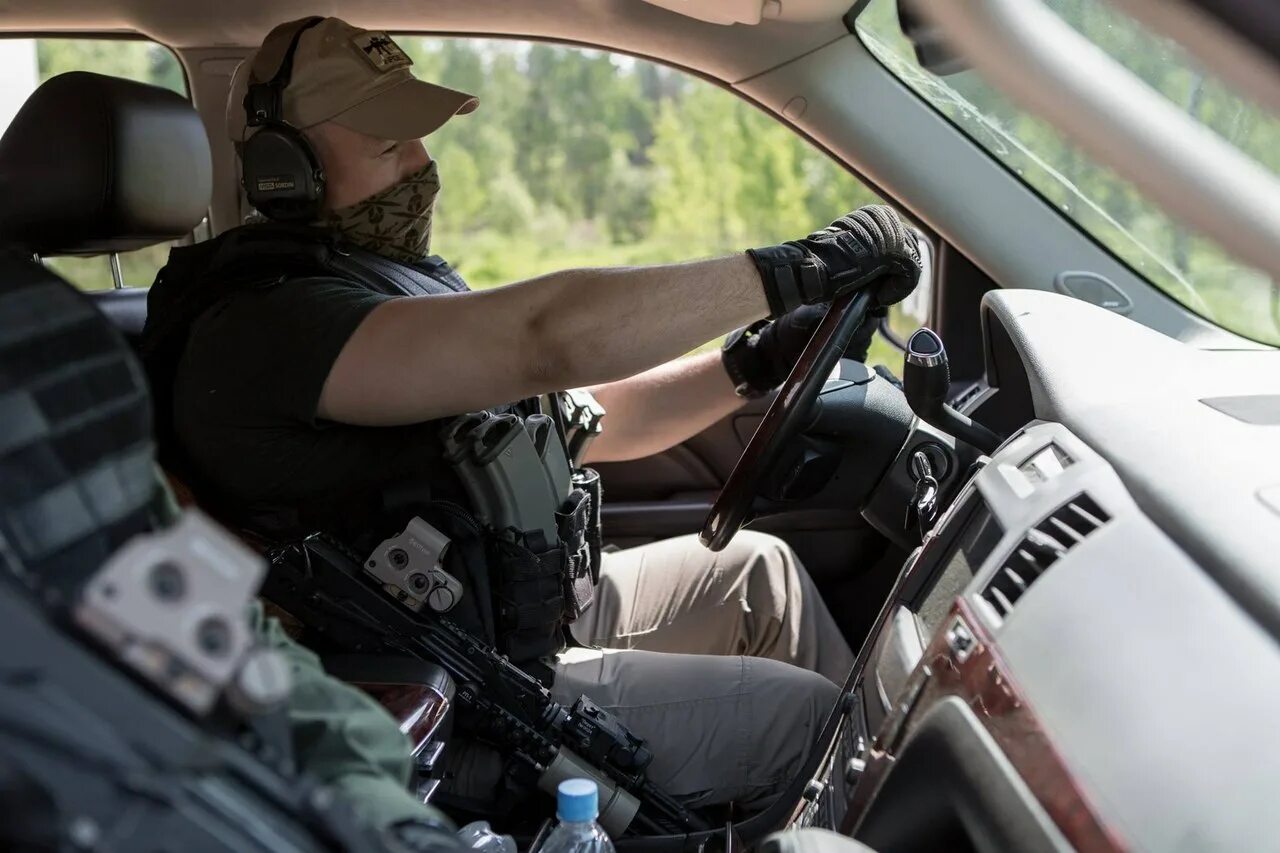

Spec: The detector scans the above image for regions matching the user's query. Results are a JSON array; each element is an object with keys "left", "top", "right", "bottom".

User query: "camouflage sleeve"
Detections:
[
  {"left": 249, "top": 602, "right": 455, "bottom": 833},
  {"left": 148, "top": 467, "right": 450, "bottom": 834}
]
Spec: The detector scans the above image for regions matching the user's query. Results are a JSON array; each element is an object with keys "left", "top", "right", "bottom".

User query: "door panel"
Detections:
[
  {"left": 594, "top": 395, "right": 889, "bottom": 586},
  {"left": 591, "top": 447, "right": 719, "bottom": 502}
]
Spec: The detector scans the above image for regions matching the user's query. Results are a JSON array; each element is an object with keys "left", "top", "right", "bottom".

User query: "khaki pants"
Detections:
[
  {"left": 448, "top": 531, "right": 853, "bottom": 810},
  {"left": 553, "top": 531, "right": 854, "bottom": 808},
  {"left": 572, "top": 531, "right": 854, "bottom": 683}
]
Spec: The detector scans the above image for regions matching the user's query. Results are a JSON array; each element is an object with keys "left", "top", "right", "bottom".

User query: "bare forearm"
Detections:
[
  {"left": 321, "top": 255, "right": 768, "bottom": 425},
  {"left": 583, "top": 351, "right": 744, "bottom": 463},
  {"left": 521, "top": 255, "right": 766, "bottom": 388}
]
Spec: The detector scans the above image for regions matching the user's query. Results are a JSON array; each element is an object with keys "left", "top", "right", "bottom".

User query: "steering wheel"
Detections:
[{"left": 700, "top": 288, "right": 875, "bottom": 552}]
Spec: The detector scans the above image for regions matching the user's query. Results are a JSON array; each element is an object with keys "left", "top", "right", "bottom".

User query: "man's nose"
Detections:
[{"left": 402, "top": 140, "right": 430, "bottom": 178}]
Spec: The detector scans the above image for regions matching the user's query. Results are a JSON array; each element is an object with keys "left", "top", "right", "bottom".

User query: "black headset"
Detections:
[{"left": 241, "top": 17, "right": 327, "bottom": 221}]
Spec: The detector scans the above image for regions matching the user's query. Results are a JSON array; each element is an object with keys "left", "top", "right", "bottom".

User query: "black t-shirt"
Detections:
[{"left": 173, "top": 277, "right": 457, "bottom": 539}]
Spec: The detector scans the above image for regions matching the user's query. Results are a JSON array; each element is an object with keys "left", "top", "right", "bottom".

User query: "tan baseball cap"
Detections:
[{"left": 226, "top": 16, "right": 478, "bottom": 142}]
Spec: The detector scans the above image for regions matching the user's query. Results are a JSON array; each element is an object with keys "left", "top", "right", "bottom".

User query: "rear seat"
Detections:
[{"left": 88, "top": 287, "right": 150, "bottom": 348}]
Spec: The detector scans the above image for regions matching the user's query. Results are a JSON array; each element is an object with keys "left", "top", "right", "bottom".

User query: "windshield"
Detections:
[{"left": 854, "top": 0, "right": 1280, "bottom": 345}]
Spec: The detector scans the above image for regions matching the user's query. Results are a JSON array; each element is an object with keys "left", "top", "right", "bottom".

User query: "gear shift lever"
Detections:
[{"left": 903, "top": 328, "right": 1002, "bottom": 455}]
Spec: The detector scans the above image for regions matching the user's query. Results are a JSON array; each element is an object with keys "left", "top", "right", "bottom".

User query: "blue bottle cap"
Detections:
[{"left": 556, "top": 778, "right": 599, "bottom": 822}]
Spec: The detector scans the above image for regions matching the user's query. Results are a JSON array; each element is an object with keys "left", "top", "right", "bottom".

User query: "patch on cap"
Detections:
[{"left": 351, "top": 32, "right": 413, "bottom": 73}]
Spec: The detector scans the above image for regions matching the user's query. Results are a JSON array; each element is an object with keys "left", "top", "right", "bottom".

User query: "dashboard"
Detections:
[{"left": 796, "top": 290, "right": 1280, "bottom": 851}]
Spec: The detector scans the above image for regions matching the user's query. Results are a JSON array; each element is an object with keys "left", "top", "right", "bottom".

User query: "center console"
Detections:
[{"left": 794, "top": 420, "right": 1129, "bottom": 852}]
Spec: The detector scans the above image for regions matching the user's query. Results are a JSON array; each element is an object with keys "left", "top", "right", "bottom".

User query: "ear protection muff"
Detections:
[{"left": 241, "top": 17, "right": 327, "bottom": 221}]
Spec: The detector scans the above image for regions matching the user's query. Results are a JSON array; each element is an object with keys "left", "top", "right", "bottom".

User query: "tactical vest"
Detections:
[{"left": 140, "top": 223, "right": 600, "bottom": 670}]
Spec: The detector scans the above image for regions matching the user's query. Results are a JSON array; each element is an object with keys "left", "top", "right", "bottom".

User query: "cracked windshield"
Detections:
[
  {"left": 855, "top": 0, "right": 1280, "bottom": 345},
  {"left": 0, "top": 36, "right": 918, "bottom": 368}
]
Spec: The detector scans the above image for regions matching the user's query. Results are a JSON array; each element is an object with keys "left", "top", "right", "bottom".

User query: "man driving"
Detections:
[{"left": 142, "top": 16, "right": 921, "bottom": 810}]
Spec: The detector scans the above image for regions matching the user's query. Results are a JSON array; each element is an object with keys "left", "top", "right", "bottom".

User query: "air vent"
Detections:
[{"left": 981, "top": 494, "right": 1110, "bottom": 624}]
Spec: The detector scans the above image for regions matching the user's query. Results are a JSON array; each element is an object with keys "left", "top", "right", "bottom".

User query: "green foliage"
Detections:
[
  {"left": 856, "top": 0, "right": 1280, "bottom": 345},
  {"left": 394, "top": 37, "right": 896, "bottom": 355},
  {"left": 36, "top": 38, "right": 185, "bottom": 95},
  {"left": 405, "top": 38, "right": 881, "bottom": 295},
  {"left": 45, "top": 245, "right": 172, "bottom": 292},
  {"left": 27, "top": 33, "right": 885, "bottom": 328}
]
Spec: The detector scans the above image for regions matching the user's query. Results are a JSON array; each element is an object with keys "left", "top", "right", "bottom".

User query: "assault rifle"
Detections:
[
  {"left": 264, "top": 534, "right": 707, "bottom": 837},
  {"left": 0, "top": 517, "right": 427, "bottom": 853}
]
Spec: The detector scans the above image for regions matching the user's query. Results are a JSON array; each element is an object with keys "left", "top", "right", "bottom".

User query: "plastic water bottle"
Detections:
[
  {"left": 533, "top": 779, "right": 616, "bottom": 853},
  {"left": 456, "top": 821, "right": 517, "bottom": 853}
]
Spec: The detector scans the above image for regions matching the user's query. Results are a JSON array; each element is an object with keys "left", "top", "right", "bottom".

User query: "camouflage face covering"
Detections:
[{"left": 320, "top": 160, "right": 440, "bottom": 264}]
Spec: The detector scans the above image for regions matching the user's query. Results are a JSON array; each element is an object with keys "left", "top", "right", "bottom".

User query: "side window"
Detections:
[
  {"left": 397, "top": 39, "right": 920, "bottom": 368},
  {"left": 0, "top": 38, "right": 190, "bottom": 291}
]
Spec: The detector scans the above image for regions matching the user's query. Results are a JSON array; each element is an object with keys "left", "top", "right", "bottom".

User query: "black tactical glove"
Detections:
[
  {"left": 722, "top": 303, "right": 887, "bottom": 398},
  {"left": 748, "top": 204, "right": 922, "bottom": 317}
]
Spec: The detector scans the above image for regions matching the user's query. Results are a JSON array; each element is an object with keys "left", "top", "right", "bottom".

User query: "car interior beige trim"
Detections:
[{"left": 0, "top": 0, "right": 847, "bottom": 85}]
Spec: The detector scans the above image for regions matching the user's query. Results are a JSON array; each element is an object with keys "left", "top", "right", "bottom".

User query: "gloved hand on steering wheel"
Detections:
[
  {"left": 748, "top": 204, "right": 922, "bottom": 317},
  {"left": 721, "top": 303, "right": 887, "bottom": 398}
]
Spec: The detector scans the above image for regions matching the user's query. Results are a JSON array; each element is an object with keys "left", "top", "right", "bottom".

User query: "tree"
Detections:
[{"left": 38, "top": 38, "right": 184, "bottom": 93}]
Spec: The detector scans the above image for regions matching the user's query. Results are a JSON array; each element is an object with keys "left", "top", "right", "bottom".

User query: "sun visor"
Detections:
[{"left": 638, "top": 0, "right": 780, "bottom": 25}]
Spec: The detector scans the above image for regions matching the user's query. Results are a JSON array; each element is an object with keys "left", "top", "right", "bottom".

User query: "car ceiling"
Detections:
[{"left": 0, "top": 0, "right": 854, "bottom": 85}]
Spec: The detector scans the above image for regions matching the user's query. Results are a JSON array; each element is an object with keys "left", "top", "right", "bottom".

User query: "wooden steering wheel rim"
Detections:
[{"left": 700, "top": 288, "right": 874, "bottom": 552}]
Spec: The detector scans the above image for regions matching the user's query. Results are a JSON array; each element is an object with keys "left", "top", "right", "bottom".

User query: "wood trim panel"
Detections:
[
  {"left": 356, "top": 682, "right": 451, "bottom": 756},
  {"left": 842, "top": 598, "right": 1126, "bottom": 851}
]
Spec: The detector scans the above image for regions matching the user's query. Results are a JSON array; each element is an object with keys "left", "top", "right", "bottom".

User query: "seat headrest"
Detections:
[
  {"left": 0, "top": 71, "right": 212, "bottom": 256},
  {"left": 0, "top": 249, "right": 157, "bottom": 589}
]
